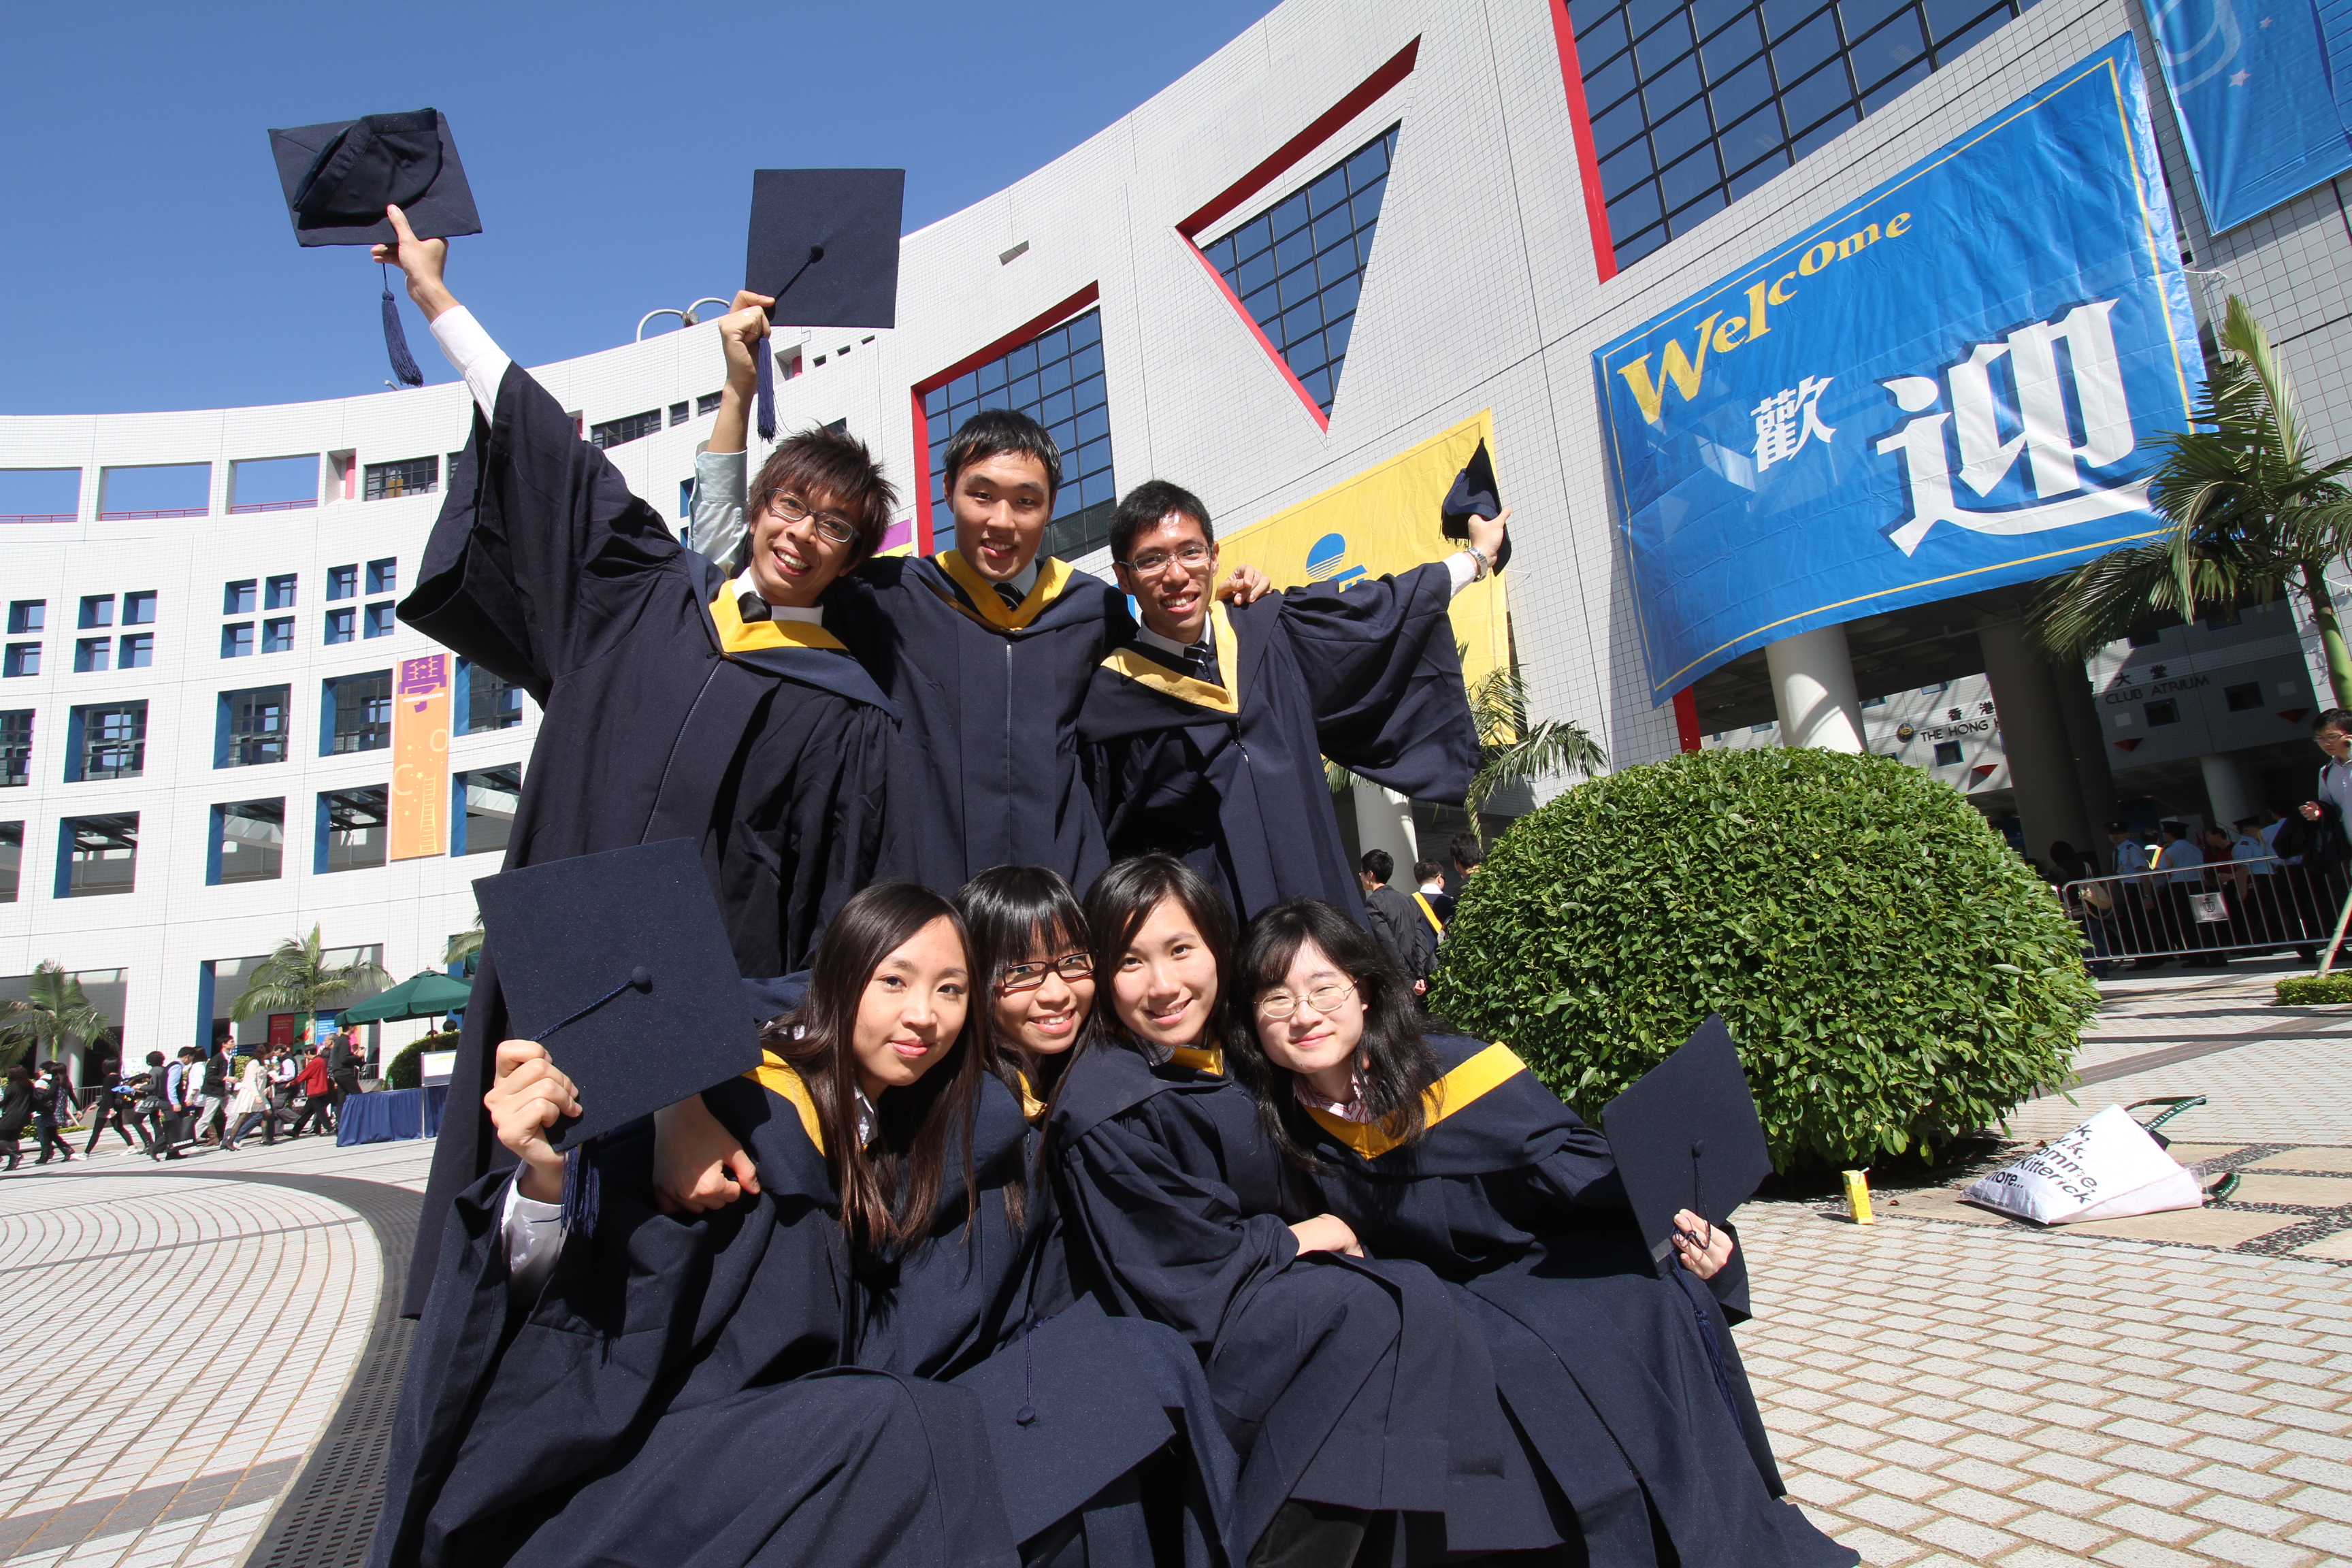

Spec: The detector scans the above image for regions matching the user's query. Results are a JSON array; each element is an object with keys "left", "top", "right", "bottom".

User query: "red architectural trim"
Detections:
[
  {"left": 1673, "top": 687, "right": 1702, "bottom": 751},
  {"left": 1546, "top": 0, "right": 1618, "bottom": 285},
  {"left": 1182, "top": 244, "right": 1332, "bottom": 431},
  {"left": 1177, "top": 37, "right": 1421, "bottom": 238},
  {"left": 909, "top": 281, "right": 1103, "bottom": 555}
]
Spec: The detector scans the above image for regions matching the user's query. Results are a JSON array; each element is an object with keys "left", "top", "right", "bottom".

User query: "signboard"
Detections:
[
  {"left": 1216, "top": 411, "right": 1512, "bottom": 691},
  {"left": 389, "top": 653, "right": 451, "bottom": 860},
  {"left": 1595, "top": 37, "right": 2203, "bottom": 704},
  {"left": 2144, "top": 0, "right": 2352, "bottom": 233}
]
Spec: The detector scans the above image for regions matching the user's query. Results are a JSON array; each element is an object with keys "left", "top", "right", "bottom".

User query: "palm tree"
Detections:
[
  {"left": 444, "top": 914, "right": 484, "bottom": 969},
  {"left": 2031, "top": 295, "right": 2352, "bottom": 702},
  {"left": 0, "top": 962, "right": 108, "bottom": 1072},
  {"left": 1464, "top": 665, "right": 1606, "bottom": 817},
  {"left": 229, "top": 927, "right": 393, "bottom": 1044}
]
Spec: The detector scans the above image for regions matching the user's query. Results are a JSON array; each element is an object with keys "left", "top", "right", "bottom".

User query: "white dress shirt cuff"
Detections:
[
  {"left": 429, "top": 306, "right": 512, "bottom": 421},
  {"left": 500, "top": 1178, "right": 564, "bottom": 1300},
  {"left": 1444, "top": 551, "right": 1479, "bottom": 598}
]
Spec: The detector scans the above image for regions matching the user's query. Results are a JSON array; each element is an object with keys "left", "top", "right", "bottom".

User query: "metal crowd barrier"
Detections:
[{"left": 2059, "top": 855, "right": 2351, "bottom": 968}]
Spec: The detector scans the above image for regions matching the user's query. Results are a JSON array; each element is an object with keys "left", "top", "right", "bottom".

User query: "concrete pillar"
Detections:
[
  {"left": 2199, "top": 752, "right": 2253, "bottom": 834},
  {"left": 2051, "top": 658, "right": 2120, "bottom": 835},
  {"left": 1978, "top": 619, "right": 2094, "bottom": 861},
  {"left": 1350, "top": 778, "right": 1420, "bottom": 877},
  {"left": 1765, "top": 624, "right": 1866, "bottom": 752}
]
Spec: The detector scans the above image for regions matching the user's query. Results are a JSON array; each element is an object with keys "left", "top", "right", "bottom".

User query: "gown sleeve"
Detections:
[
  {"left": 1272, "top": 564, "right": 1481, "bottom": 800},
  {"left": 399, "top": 361, "right": 683, "bottom": 704},
  {"left": 1058, "top": 1100, "right": 1302, "bottom": 1352},
  {"left": 781, "top": 696, "right": 892, "bottom": 968},
  {"left": 691, "top": 447, "right": 749, "bottom": 566}
]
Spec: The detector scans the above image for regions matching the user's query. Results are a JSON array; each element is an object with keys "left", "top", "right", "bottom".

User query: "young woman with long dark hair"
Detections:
[
  {"left": 1049, "top": 854, "right": 1550, "bottom": 1568},
  {"left": 956, "top": 864, "right": 1097, "bottom": 1116},
  {"left": 375, "top": 882, "right": 1226, "bottom": 1568},
  {"left": 1226, "top": 898, "right": 1855, "bottom": 1568}
]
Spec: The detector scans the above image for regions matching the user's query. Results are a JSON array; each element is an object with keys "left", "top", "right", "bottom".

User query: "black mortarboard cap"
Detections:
[
  {"left": 1439, "top": 438, "right": 1510, "bottom": 570},
  {"left": 473, "top": 838, "right": 760, "bottom": 1153},
  {"left": 743, "top": 168, "right": 905, "bottom": 438},
  {"left": 1601, "top": 1014, "right": 1774, "bottom": 1268}
]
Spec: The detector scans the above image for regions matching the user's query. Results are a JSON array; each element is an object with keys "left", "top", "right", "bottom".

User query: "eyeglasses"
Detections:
[
  {"left": 1118, "top": 543, "right": 1213, "bottom": 576},
  {"left": 1256, "top": 981, "right": 1357, "bottom": 1020},
  {"left": 1000, "top": 953, "right": 1095, "bottom": 992},
  {"left": 770, "top": 493, "right": 858, "bottom": 546}
]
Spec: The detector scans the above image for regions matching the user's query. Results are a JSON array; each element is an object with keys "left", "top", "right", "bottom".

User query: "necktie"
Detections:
[
  {"left": 1186, "top": 640, "right": 1222, "bottom": 686},
  {"left": 994, "top": 582, "right": 1027, "bottom": 615},
  {"left": 738, "top": 591, "right": 772, "bottom": 624}
]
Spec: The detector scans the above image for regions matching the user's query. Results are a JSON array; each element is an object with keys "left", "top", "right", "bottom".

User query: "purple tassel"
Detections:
[
  {"left": 559, "top": 1143, "right": 600, "bottom": 1237},
  {"left": 381, "top": 273, "right": 424, "bottom": 388},
  {"left": 755, "top": 336, "right": 777, "bottom": 442}
]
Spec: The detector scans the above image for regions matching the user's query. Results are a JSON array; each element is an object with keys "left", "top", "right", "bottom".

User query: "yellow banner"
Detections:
[
  {"left": 390, "top": 653, "right": 451, "bottom": 861},
  {"left": 1215, "top": 411, "right": 1509, "bottom": 690}
]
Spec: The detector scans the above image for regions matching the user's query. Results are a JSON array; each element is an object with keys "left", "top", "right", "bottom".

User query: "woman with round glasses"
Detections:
[
  {"left": 1224, "top": 898, "right": 1855, "bottom": 1568},
  {"left": 956, "top": 865, "right": 1098, "bottom": 1120},
  {"left": 1049, "top": 854, "right": 1540, "bottom": 1567}
]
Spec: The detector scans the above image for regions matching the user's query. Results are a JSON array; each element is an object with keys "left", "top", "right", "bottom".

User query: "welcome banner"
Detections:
[
  {"left": 390, "top": 652, "right": 451, "bottom": 860},
  {"left": 1595, "top": 36, "right": 2203, "bottom": 704},
  {"left": 2144, "top": 0, "right": 2352, "bottom": 233}
]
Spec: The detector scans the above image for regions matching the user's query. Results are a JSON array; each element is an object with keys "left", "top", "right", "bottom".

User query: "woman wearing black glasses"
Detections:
[
  {"left": 956, "top": 865, "right": 1098, "bottom": 1121},
  {"left": 1224, "top": 898, "right": 1855, "bottom": 1568}
]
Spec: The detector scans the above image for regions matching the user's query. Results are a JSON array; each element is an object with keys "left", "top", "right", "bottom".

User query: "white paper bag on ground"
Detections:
[{"left": 1962, "top": 1104, "right": 2206, "bottom": 1224}]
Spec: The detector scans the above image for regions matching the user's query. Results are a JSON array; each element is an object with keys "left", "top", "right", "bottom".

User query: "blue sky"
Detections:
[{"left": 0, "top": 1, "right": 1276, "bottom": 416}]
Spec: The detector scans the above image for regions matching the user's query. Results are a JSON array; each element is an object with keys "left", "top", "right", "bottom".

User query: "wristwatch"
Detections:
[{"left": 1463, "top": 546, "right": 1492, "bottom": 582}]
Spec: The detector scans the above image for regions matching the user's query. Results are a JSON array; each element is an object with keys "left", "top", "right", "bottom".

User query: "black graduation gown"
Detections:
[
  {"left": 1276, "top": 1036, "right": 1857, "bottom": 1568},
  {"left": 1077, "top": 568, "right": 1478, "bottom": 926},
  {"left": 1049, "top": 1039, "right": 1538, "bottom": 1562},
  {"left": 374, "top": 1068, "right": 1231, "bottom": 1568},
  {"left": 397, "top": 361, "right": 894, "bottom": 1316},
  {"left": 823, "top": 551, "right": 1127, "bottom": 897}
]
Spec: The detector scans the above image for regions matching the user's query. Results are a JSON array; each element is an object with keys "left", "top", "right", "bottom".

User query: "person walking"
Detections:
[
  {"left": 161, "top": 1048, "right": 203, "bottom": 1158},
  {"left": 0, "top": 1065, "right": 33, "bottom": 1172},
  {"left": 28, "top": 1062, "right": 74, "bottom": 1165},
  {"left": 193, "top": 1043, "right": 231, "bottom": 1146},
  {"left": 327, "top": 1034, "right": 363, "bottom": 1128},
  {"left": 81, "top": 1069, "right": 147, "bottom": 1156},
  {"left": 132, "top": 1051, "right": 182, "bottom": 1160},
  {"left": 1356, "top": 849, "right": 1433, "bottom": 1000},
  {"left": 288, "top": 1046, "right": 334, "bottom": 1138}
]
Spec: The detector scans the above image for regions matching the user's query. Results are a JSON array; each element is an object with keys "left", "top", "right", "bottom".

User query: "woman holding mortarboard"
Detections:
[
  {"left": 1049, "top": 855, "right": 1550, "bottom": 1567},
  {"left": 373, "top": 210, "right": 900, "bottom": 1317},
  {"left": 1220, "top": 898, "right": 1857, "bottom": 1568},
  {"left": 372, "top": 882, "right": 1233, "bottom": 1568}
]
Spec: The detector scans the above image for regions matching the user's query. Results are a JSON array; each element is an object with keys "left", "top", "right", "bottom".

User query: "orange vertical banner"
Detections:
[{"left": 390, "top": 653, "right": 451, "bottom": 860}]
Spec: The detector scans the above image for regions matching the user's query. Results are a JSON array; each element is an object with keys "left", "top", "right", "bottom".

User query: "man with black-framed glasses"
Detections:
[{"left": 1079, "top": 478, "right": 1494, "bottom": 928}]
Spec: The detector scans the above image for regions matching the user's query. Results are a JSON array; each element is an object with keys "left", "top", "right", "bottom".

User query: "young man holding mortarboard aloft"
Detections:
[{"left": 375, "top": 208, "right": 901, "bottom": 1315}]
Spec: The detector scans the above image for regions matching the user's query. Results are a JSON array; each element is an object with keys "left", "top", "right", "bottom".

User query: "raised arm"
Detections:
[{"left": 689, "top": 294, "right": 773, "bottom": 562}]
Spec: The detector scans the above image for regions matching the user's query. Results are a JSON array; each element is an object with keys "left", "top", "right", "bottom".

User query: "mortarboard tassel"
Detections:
[
  {"left": 559, "top": 1140, "right": 601, "bottom": 1238},
  {"left": 381, "top": 265, "right": 424, "bottom": 387},
  {"left": 755, "top": 333, "right": 777, "bottom": 443}
]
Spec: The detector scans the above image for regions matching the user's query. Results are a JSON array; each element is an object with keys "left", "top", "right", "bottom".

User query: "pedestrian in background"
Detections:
[
  {"left": 288, "top": 1046, "right": 334, "bottom": 1138},
  {"left": 1358, "top": 849, "right": 1433, "bottom": 999},
  {"left": 194, "top": 1042, "right": 231, "bottom": 1146},
  {"left": 0, "top": 1065, "right": 32, "bottom": 1171},
  {"left": 329, "top": 1033, "right": 363, "bottom": 1123},
  {"left": 1413, "top": 858, "right": 1454, "bottom": 928},
  {"left": 82, "top": 1068, "right": 146, "bottom": 1156},
  {"left": 28, "top": 1061, "right": 74, "bottom": 1165}
]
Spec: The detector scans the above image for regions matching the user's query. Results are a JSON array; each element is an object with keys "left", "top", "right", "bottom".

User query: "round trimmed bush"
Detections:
[{"left": 1428, "top": 747, "right": 2097, "bottom": 1169}]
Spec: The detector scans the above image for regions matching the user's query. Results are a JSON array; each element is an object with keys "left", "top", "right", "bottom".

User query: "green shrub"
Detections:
[
  {"left": 1428, "top": 747, "right": 2097, "bottom": 1169},
  {"left": 382, "top": 1030, "right": 459, "bottom": 1091},
  {"left": 2276, "top": 972, "right": 2352, "bottom": 1004}
]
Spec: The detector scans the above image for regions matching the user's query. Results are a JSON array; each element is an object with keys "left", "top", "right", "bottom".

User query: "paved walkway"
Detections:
[{"left": 1, "top": 969, "right": 2347, "bottom": 1567}]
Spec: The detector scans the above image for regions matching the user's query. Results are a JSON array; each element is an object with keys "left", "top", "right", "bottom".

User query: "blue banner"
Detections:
[
  {"left": 1595, "top": 37, "right": 2204, "bottom": 704},
  {"left": 2146, "top": 0, "right": 2352, "bottom": 233}
]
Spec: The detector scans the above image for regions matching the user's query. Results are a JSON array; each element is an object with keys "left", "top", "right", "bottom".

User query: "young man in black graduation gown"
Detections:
[
  {"left": 1078, "top": 480, "right": 1492, "bottom": 925},
  {"left": 375, "top": 212, "right": 898, "bottom": 1316}
]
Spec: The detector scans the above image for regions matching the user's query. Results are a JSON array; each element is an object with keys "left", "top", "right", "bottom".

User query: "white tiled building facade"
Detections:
[{"left": 4, "top": 0, "right": 2348, "bottom": 1062}]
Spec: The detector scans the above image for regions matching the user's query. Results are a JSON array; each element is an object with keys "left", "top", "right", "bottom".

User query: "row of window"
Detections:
[
  {"left": 0, "top": 768, "right": 521, "bottom": 902},
  {"left": 0, "top": 666, "right": 523, "bottom": 787},
  {"left": 7, "top": 593, "right": 158, "bottom": 636},
  {"left": 4, "top": 566, "right": 404, "bottom": 677}
]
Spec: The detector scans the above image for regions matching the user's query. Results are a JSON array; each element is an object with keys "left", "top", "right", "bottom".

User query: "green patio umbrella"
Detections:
[{"left": 338, "top": 970, "right": 474, "bottom": 1024}]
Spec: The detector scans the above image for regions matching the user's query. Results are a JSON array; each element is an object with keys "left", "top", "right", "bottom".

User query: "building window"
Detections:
[
  {"left": 219, "top": 685, "right": 291, "bottom": 768},
  {"left": 116, "top": 633, "right": 152, "bottom": 669},
  {"left": 3, "top": 645, "right": 38, "bottom": 678},
  {"left": 264, "top": 574, "right": 297, "bottom": 610},
  {"left": 696, "top": 391, "right": 724, "bottom": 416},
  {"left": 0, "top": 821, "right": 18, "bottom": 902},
  {"left": 0, "top": 712, "right": 29, "bottom": 787},
  {"left": 363, "top": 456, "right": 438, "bottom": 501},
  {"left": 1932, "top": 740, "right": 1963, "bottom": 766},
  {"left": 2125, "top": 626, "right": 2161, "bottom": 647},
  {"left": 318, "top": 787, "right": 389, "bottom": 873},
  {"left": 922, "top": 307, "right": 1118, "bottom": 560},
  {"left": 1201, "top": 124, "right": 1398, "bottom": 415},
  {"left": 212, "top": 798, "right": 285, "bottom": 885},
  {"left": 78, "top": 594, "right": 114, "bottom": 630},
  {"left": 1859, "top": 693, "right": 1885, "bottom": 708},
  {"left": 262, "top": 618, "right": 295, "bottom": 654},
  {"left": 456, "top": 659, "right": 524, "bottom": 734},
  {"left": 222, "top": 623, "right": 255, "bottom": 658},
  {"left": 2224, "top": 681, "right": 2264, "bottom": 711},
  {"left": 74, "top": 638, "right": 110, "bottom": 674},
  {"left": 5, "top": 601, "right": 41, "bottom": 635},
  {"left": 122, "top": 591, "right": 156, "bottom": 625},
  {"left": 1567, "top": 0, "right": 2035, "bottom": 269},
  {"left": 58, "top": 813, "right": 137, "bottom": 898},
  {"left": 327, "top": 565, "right": 357, "bottom": 601},
  {"left": 363, "top": 602, "right": 397, "bottom": 638},
  {"left": 2146, "top": 699, "right": 2181, "bottom": 725},
  {"left": 453, "top": 764, "right": 523, "bottom": 856},
  {"left": 590, "top": 410, "right": 664, "bottom": 450},
  {"left": 366, "top": 558, "right": 398, "bottom": 596},
  {"left": 668, "top": 402, "right": 689, "bottom": 427},
  {"left": 69, "top": 702, "right": 146, "bottom": 780},
  {"left": 324, "top": 672, "right": 393, "bottom": 754},
  {"left": 225, "top": 579, "right": 257, "bottom": 615},
  {"left": 324, "top": 607, "right": 356, "bottom": 644}
]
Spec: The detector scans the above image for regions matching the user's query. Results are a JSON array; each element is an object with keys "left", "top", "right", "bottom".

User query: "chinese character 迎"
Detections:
[{"left": 1752, "top": 376, "right": 1838, "bottom": 472}]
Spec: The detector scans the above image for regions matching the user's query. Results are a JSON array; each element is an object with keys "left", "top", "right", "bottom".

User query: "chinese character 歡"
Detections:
[{"left": 1752, "top": 376, "right": 1838, "bottom": 472}]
